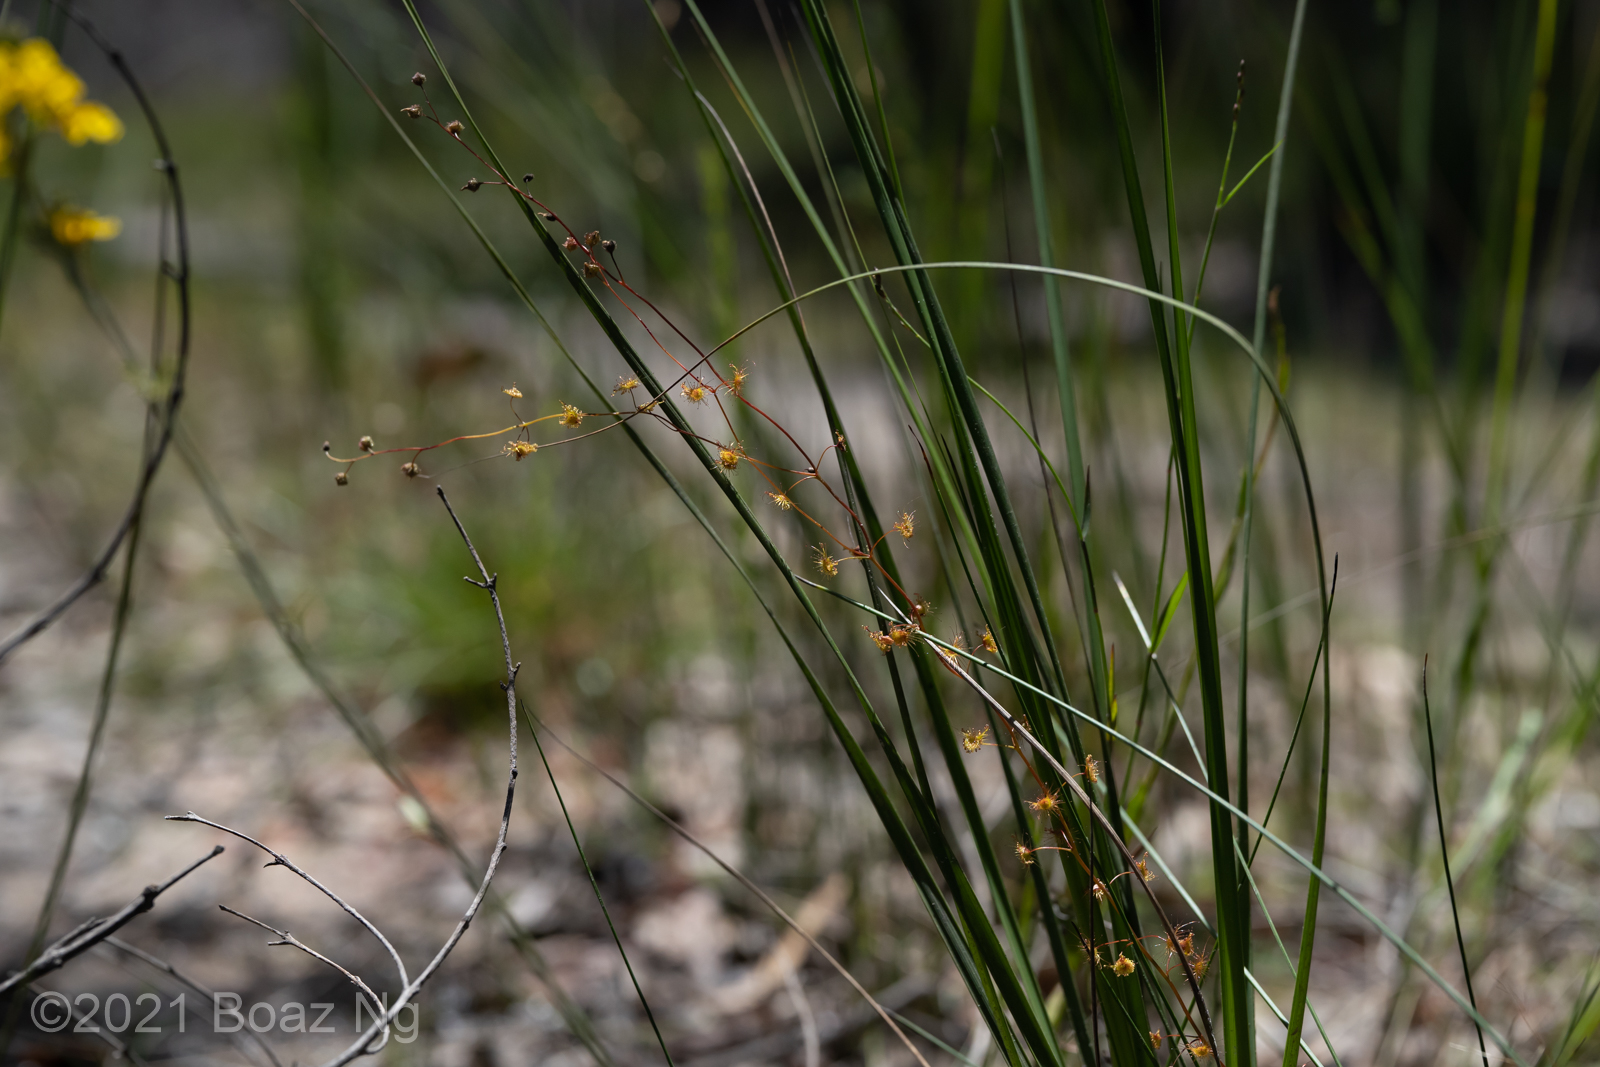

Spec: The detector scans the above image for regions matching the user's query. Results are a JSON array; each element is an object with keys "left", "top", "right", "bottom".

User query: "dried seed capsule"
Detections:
[
  {"left": 401, "top": 462, "right": 419, "bottom": 478},
  {"left": 334, "top": 471, "right": 349, "bottom": 486},
  {"left": 445, "top": 119, "right": 463, "bottom": 134},
  {"left": 400, "top": 105, "right": 422, "bottom": 119},
  {"left": 358, "top": 435, "right": 374, "bottom": 452},
  {"left": 602, "top": 239, "right": 616, "bottom": 253},
  {"left": 463, "top": 177, "right": 482, "bottom": 191},
  {"left": 412, "top": 72, "right": 427, "bottom": 86}
]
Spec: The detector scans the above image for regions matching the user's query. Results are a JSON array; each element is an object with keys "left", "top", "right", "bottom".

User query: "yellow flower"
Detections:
[
  {"left": 767, "top": 491, "right": 792, "bottom": 511},
  {"left": 1111, "top": 953, "right": 1135, "bottom": 977},
  {"left": 503, "top": 440, "right": 537, "bottom": 461},
  {"left": 681, "top": 382, "right": 707, "bottom": 403},
  {"left": 49, "top": 206, "right": 120, "bottom": 246},
  {"left": 60, "top": 101, "right": 122, "bottom": 145},
  {"left": 503, "top": 385, "right": 523, "bottom": 399},
  {"left": 558, "top": 402, "right": 583, "bottom": 428},
  {"left": 812, "top": 545, "right": 839, "bottom": 577},
  {"left": 960, "top": 726, "right": 989, "bottom": 753},
  {"left": 726, "top": 363, "right": 749, "bottom": 396},
  {"left": 10, "top": 39, "right": 84, "bottom": 123},
  {"left": 1014, "top": 841, "right": 1035, "bottom": 866},
  {"left": 979, "top": 627, "right": 998, "bottom": 654},
  {"left": 893, "top": 511, "right": 914, "bottom": 540},
  {"left": 718, "top": 448, "right": 740, "bottom": 471},
  {"left": 613, "top": 376, "right": 640, "bottom": 395}
]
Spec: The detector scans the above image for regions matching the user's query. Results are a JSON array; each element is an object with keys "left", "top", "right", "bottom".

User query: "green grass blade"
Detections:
[{"left": 1009, "top": 0, "right": 1085, "bottom": 514}]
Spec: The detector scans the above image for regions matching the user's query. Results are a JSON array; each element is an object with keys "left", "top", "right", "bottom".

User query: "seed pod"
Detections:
[
  {"left": 412, "top": 72, "right": 427, "bottom": 86},
  {"left": 463, "top": 177, "right": 482, "bottom": 191},
  {"left": 445, "top": 120, "right": 464, "bottom": 134},
  {"left": 402, "top": 462, "right": 419, "bottom": 478},
  {"left": 334, "top": 471, "right": 349, "bottom": 486}
]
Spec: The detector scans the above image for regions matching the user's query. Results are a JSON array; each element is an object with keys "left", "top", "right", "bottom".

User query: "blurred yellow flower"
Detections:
[
  {"left": 61, "top": 101, "right": 121, "bottom": 145},
  {"left": 0, "top": 39, "right": 122, "bottom": 146},
  {"left": 50, "top": 206, "right": 121, "bottom": 245}
]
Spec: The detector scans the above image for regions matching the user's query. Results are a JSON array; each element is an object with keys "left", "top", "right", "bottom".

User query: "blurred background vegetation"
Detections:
[{"left": 5, "top": 0, "right": 1600, "bottom": 1064}]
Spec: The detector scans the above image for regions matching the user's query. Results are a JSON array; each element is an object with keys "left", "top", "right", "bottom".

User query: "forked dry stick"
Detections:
[
  {"left": 313, "top": 486, "right": 521, "bottom": 1067},
  {"left": 0, "top": 845, "right": 223, "bottom": 997},
  {"left": 218, "top": 904, "right": 392, "bottom": 1053},
  {"left": 164, "top": 812, "right": 409, "bottom": 993}
]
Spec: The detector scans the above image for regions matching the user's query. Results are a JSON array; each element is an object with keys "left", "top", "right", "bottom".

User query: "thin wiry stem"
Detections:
[
  {"left": 317, "top": 487, "right": 520, "bottom": 1067},
  {"left": 1422, "top": 665, "right": 1490, "bottom": 1067},
  {"left": 525, "top": 710, "right": 676, "bottom": 1067},
  {"left": 524, "top": 707, "right": 936, "bottom": 1067},
  {"left": 217, "top": 905, "right": 390, "bottom": 1055},
  {"left": 0, "top": 2, "right": 191, "bottom": 668}
]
